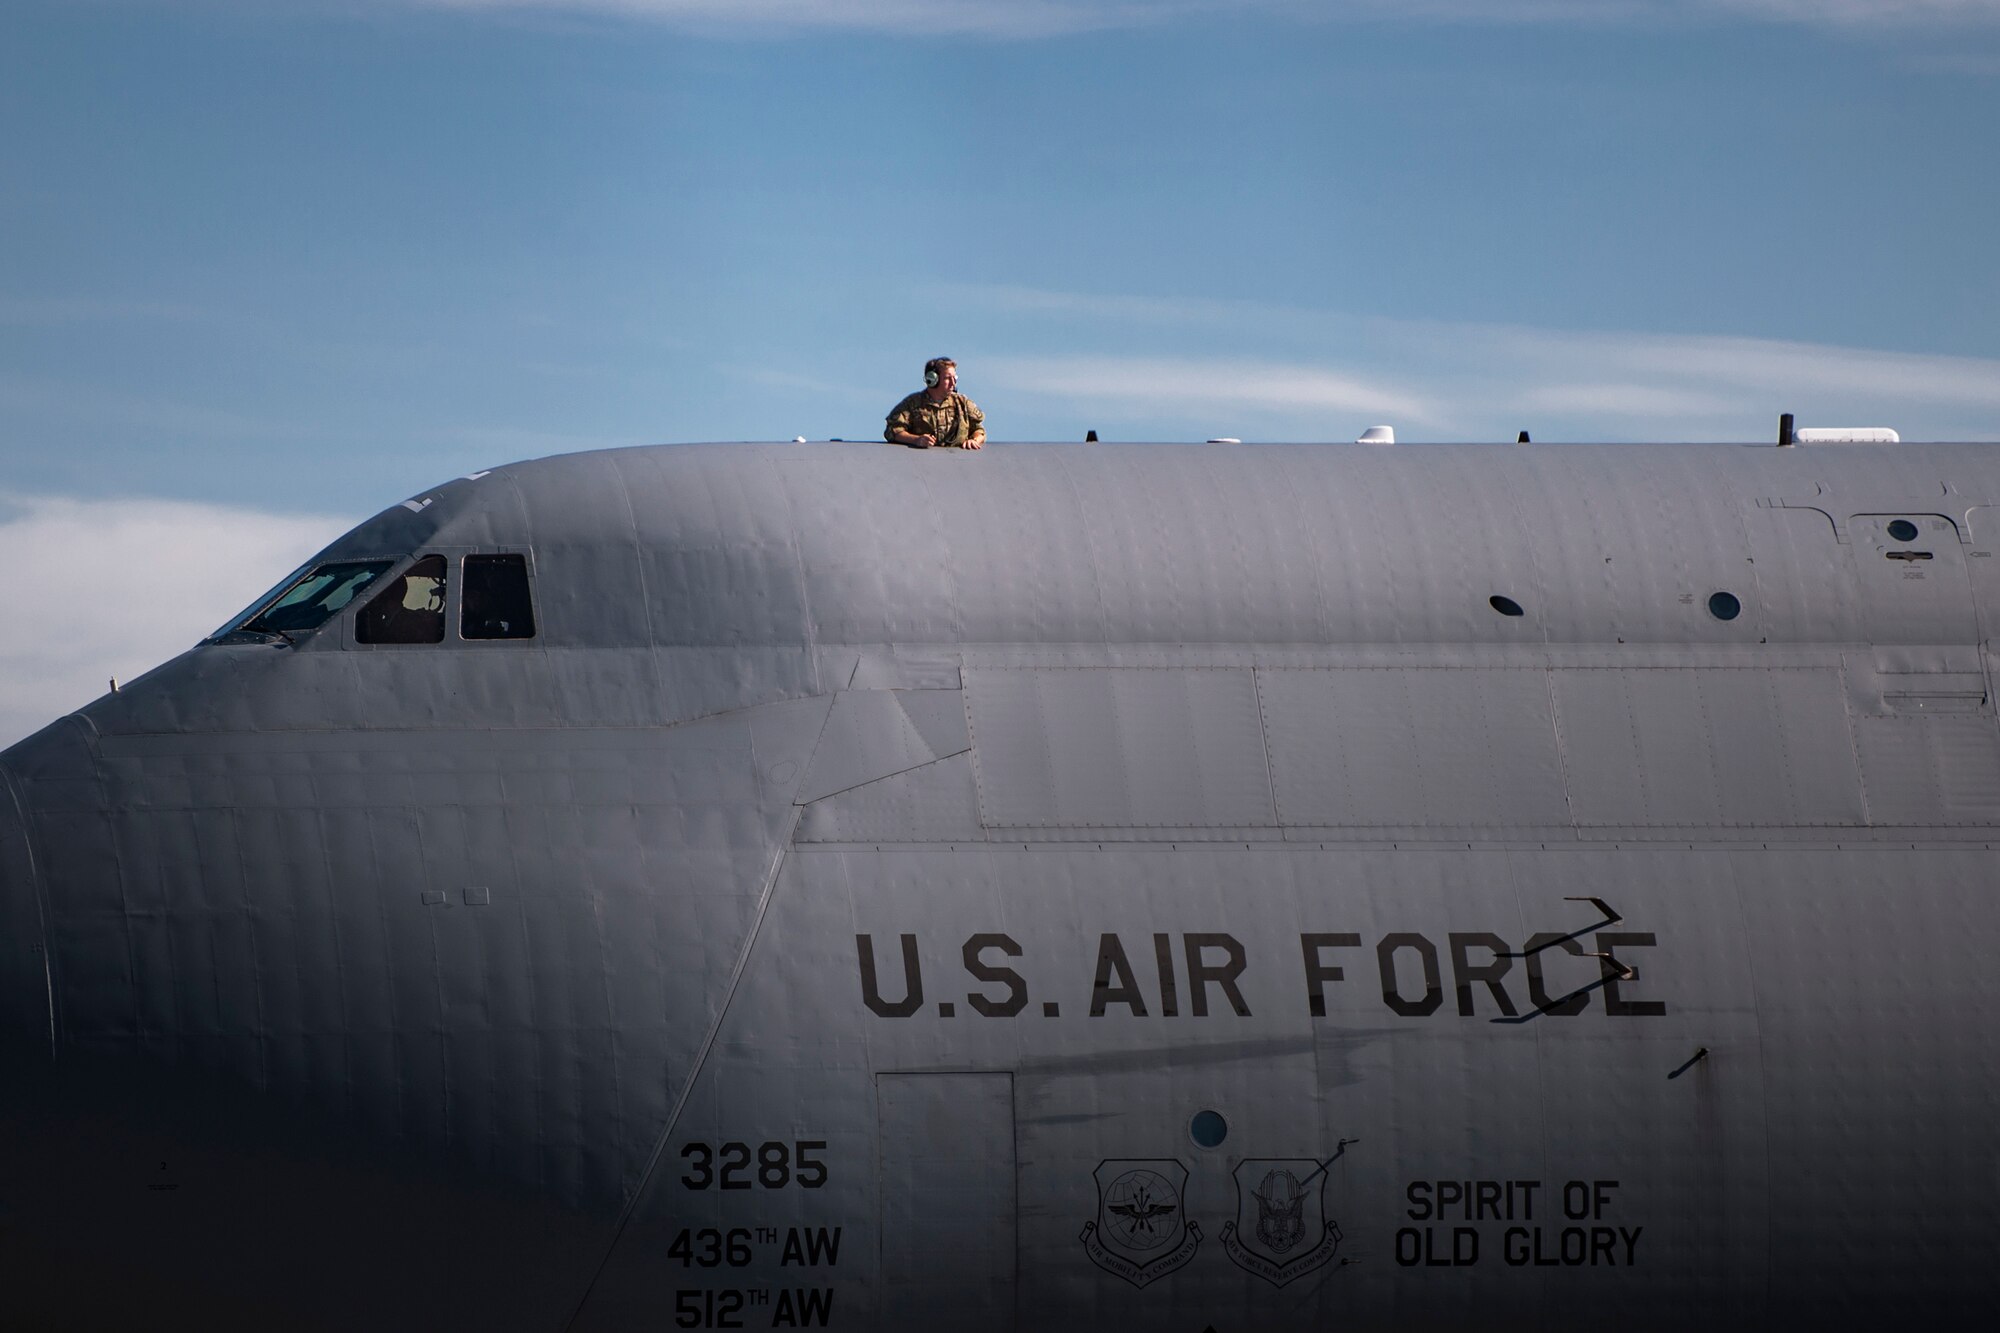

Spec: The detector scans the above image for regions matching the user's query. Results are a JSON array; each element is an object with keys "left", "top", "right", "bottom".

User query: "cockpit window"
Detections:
[
  {"left": 461, "top": 554, "right": 536, "bottom": 640},
  {"left": 357, "top": 555, "right": 447, "bottom": 644},
  {"left": 241, "top": 561, "right": 395, "bottom": 635}
]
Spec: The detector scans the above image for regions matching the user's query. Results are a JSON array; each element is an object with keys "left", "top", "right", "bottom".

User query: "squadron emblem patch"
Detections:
[
  {"left": 1081, "top": 1160, "right": 1203, "bottom": 1288},
  {"left": 1220, "top": 1158, "right": 1343, "bottom": 1287}
]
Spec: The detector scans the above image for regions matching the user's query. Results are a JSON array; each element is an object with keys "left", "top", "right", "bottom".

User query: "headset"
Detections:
[{"left": 924, "top": 358, "right": 954, "bottom": 389}]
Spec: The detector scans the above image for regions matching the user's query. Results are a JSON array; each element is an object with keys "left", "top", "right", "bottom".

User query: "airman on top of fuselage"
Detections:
[{"left": 885, "top": 357, "right": 986, "bottom": 450}]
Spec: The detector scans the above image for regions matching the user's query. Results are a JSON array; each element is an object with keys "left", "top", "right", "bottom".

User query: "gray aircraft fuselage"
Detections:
[{"left": 3, "top": 440, "right": 1998, "bottom": 1331}]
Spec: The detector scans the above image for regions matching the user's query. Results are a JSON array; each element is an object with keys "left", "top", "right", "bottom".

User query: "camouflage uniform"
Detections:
[{"left": 884, "top": 390, "right": 986, "bottom": 448}]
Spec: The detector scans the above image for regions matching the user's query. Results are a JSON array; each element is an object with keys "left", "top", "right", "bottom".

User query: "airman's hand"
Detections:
[
  {"left": 964, "top": 436, "right": 985, "bottom": 450},
  {"left": 915, "top": 433, "right": 937, "bottom": 448}
]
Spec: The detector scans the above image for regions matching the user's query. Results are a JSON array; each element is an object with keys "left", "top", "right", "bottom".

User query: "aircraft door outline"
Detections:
[{"left": 1846, "top": 513, "right": 1979, "bottom": 661}]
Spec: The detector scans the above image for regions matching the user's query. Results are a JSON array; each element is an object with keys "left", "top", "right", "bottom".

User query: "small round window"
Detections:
[
  {"left": 1887, "top": 519, "right": 1920, "bottom": 542},
  {"left": 1708, "top": 591, "right": 1742, "bottom": 621},
  {"left": 1489, "top": 595, "right": 1525, "bottom": 617},
  {"left": 1189, "top": 1110, "right": 1228, "bottom": 1149}
]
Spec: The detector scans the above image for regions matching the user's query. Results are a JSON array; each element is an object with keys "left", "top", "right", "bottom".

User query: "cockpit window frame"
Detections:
[
  {"left": 213, "top": 559, "right": 397, "bottom": 643},
  {"left": 459, "top": 552, "right": 539, "bottom": 643},
  {"left": 338, "top": 547, "right": 540, "bottom": 649},
  {"left": 212, "top": 547, "right": 540, "bottom": 649},
  {"left": 354, "top": 553, "right": 450, "bottom": 647}
]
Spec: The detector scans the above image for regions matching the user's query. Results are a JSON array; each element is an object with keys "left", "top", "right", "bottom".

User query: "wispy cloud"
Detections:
[
  {"left": 392, "top": 0, "right": 2000, "bottom": 36},
  {"left": 1510, "top": 382, "right": 1744, "bottom": 419},
  {"left": 1708, "top": 0, "right": 2000, "bottom": 24},
  {"left": 960, "top": 284, "right": 2000, "bottom": 441},
  {"left": 988, "top": 355, "right": 1432, "bottom": 428},
  {"left": 1344, "top": 0, "right": 2000, "bottom": 23},
  {"left": 408, "top": 0, "right": 1204, "bottom": 37},
  {"left": 1495, "top": 327, "right": 2000, "bottom": 408},
  {"left": 724, "top": 363, "right": 894, "bottom": 404},
  {"left": 0, "top": 494, "right": 351, "bottom": 750}
]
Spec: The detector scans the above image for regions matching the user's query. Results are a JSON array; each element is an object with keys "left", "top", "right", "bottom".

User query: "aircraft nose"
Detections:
[{"left": 0, "top": 763, "right": 53, "bottom": 1058}]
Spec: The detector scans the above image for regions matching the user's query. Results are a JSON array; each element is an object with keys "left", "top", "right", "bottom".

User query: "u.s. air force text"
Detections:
[{"left": 854, "top": 930, "right": 1664, "bottom": 1020}]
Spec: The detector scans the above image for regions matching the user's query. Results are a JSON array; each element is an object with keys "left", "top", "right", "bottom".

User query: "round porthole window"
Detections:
[
  {"left": 1708, "top": 591, "right": 1742, "bottom": 621},
  {"left": 1189, "top": 1110, "right": 1228, "bottom": 1149},
  {"left": 1887, "top": 519, "right": 1920, "bottom": 542},
  {"left": 1489, "top": 595, "right": 1525, "bottom": 617}
]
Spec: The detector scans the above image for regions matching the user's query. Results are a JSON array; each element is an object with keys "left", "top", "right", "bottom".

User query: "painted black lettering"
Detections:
[
  {"left": 963, "top": 933, "right": 1027, "bottom": 1017},
  {"left": 1410, "top": 1225, "right": 1477, "bottom": 1266},
  {"left": 1449, "top": 932, "right": 1518, "bottom": 1017},
  {"left": 1395, "top": 1228, "right": 1422, "bottom": 1265},
  {"left": 1152, "top": 933, "right": 1179, "bottom": 1018},
  {"left": 1091, "top": 934, "right": 1147, "bottom": 1016},
  {"left": 1378, "top": 933, "right": 1443, "bottom": 1017},
  {"left": 717, "top": 1142, "right": 752, "bottom": 1190},
  {"left": 1523, "top": 931, "right": 1590, "bottom": 1016},
  {"left": 795, "top": 1140, "right": 828, "bottom": 1189},
  {"left": 781, "top": 1227, "right": 842, "bottom": 1267},
  {"left": 680, "top": 1142, "right": 714, "bottom": 1190},
  {"left": 1405, "top": 1180, "right": 1432, "bottom": 1221},
  {"left": 1597, "top": 932, "right": 1667, "bottom": 1017},
  {"left": 675, "top": 1289, "right": 746, "bottom": 1328},
  {"left": 772, "top": 1288, "right": 834, "bottom": 1328},
  {"left": 1534, "top": 1228, "right": 1561, "bottom": 1266},
  {"left": 1301, "top": 933, "right": 1362, "bottom": 1018},
  {"left": 1184, "top": 933, "right": 1251, "bottom": 1017},
  {"left": 857, "top": 934, "right": 923, "bottom": 1018}
]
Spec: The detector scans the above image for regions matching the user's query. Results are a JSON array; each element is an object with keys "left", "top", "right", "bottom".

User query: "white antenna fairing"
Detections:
[{"left": 1794, "top": 427, "right": 1901, "bottom": 444}]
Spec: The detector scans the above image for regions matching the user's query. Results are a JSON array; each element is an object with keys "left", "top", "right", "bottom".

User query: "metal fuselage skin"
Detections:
[{"left": 3, "top": 441, "right": 1998, "bottom": 1331}]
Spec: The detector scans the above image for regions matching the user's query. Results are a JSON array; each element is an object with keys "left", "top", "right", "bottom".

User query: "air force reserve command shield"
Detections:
[
  {"left": 1220, "top": 1159, "right": 1343, "bottom": 1287},
  {"left": 1081, "top": 1160, "right": 1203, "bottom": 1288}
]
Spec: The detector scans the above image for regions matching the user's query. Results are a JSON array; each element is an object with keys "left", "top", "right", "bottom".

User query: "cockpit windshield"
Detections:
[{"left": 240, "top": 561, "right": 395, "bottom": 635}]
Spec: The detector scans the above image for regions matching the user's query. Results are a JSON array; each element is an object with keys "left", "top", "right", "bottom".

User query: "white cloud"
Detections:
[
  {"left": 1511, "top": 381, "right": 1744, "bottom": 418},
  {"left": 1494, "top": 327, "right": 2000, "bottom": 407},
  {"left": 988, "top": 354, "right": 1433, "bottom": 427},
  {"left": 0, "top": 495, "right": 350, "bottom": 751},
  {"left": 973, "top": 285, "right": 1253, "bottom": 325},
  {"left": 390, "top": 0, "right": 2000, "bottom": 35},
  {"left": 958, "top": 284, "right": 2000, "bottom": 441}
]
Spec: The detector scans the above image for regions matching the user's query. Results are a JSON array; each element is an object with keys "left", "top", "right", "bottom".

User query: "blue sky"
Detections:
[{"left": 3, "top": 0, "right": 2000, "bottom": 741}]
